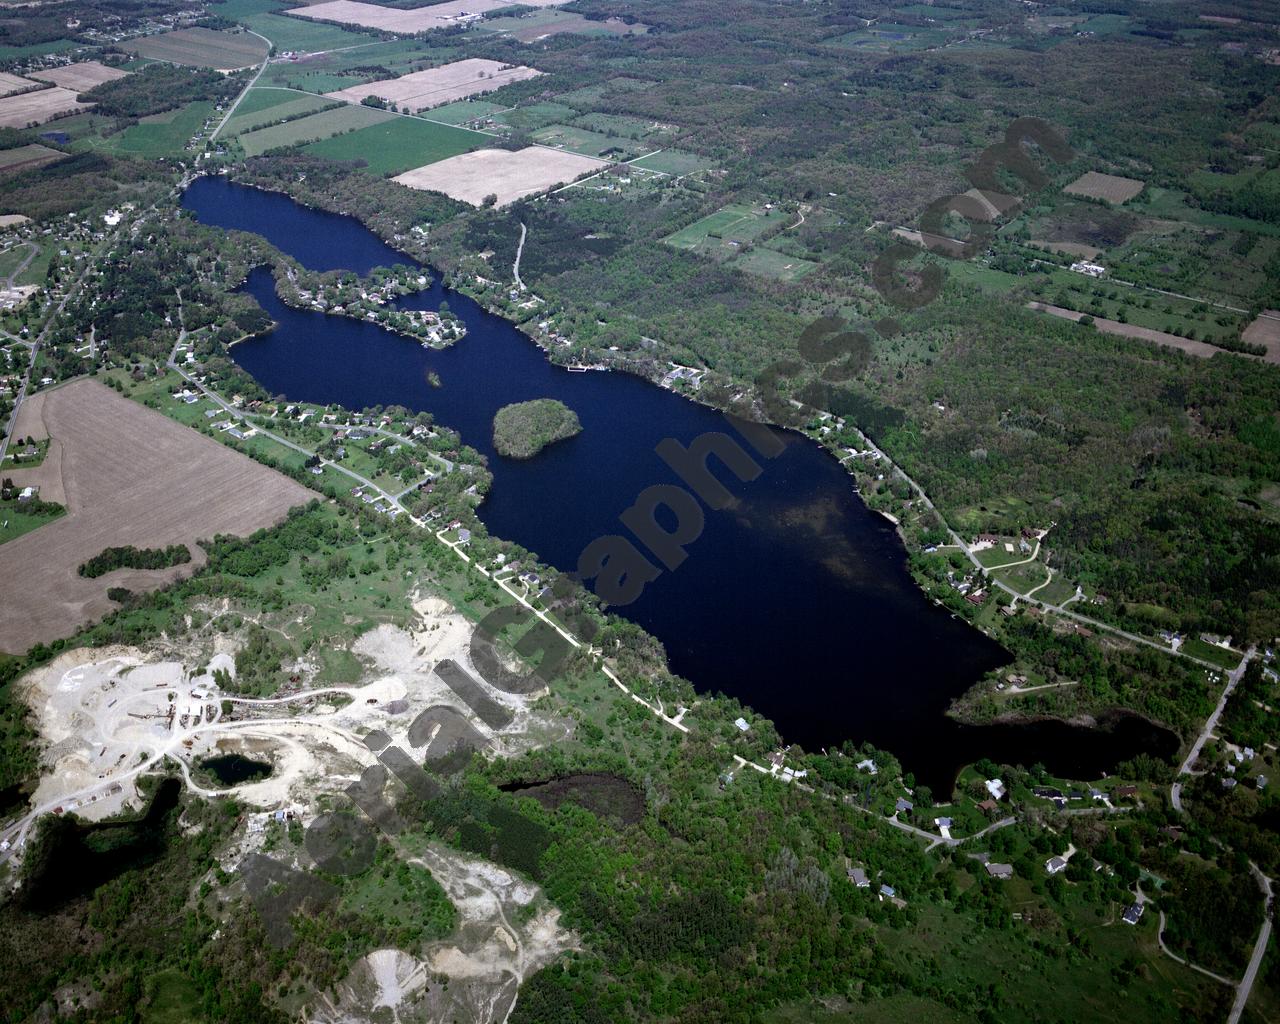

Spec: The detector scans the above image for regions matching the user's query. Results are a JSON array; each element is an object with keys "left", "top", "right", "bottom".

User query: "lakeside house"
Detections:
[
  {"left": 985, "top": 778, "right": 1007, "bottom": 801},
  {"left": 895, "top": 798, "right": 913, "bottom": 815}
]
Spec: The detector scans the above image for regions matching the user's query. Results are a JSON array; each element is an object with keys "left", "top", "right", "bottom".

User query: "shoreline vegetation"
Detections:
[{"left": 491, "top": 398, "right": 581, "bottom": 459}]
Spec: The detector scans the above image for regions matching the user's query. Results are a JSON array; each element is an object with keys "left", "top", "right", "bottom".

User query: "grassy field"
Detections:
[
  {"left": 664, "top": 202, "right": 792, "bottom": 258},
  {"left": 255, "top": 38, "right": 450, "bottom": 92},
  {"left": 235, "top": 11, "right": 378, "bottom": 53},
  {"left": 305, "top": 115, "right": 484, "bottom": 175},
  {"left": 531, "top": 123, "right": 650, "bottom": 160},
  {"left": 492, "top": 101, "right": 576, "bottom": 132},
  {"left": 0, "top": 499, "right": 65, "bottom": 547},
  {"left": 95, "top": 101, "right": 218, "bottom": 159},
  {"left": 237, "top": 103, "right": 394, "bottom": 157},
  {"left": 733, "top": 245, "right": 819, "bottom": 281},
  {"left": 0, "top": 40, "right": 76, "bottom": 61},
  {"left": 570, "top": 111, "right": 664, "bottom": 139},
  {"left": 626, "top": 148, "right": 713, "bottom": 175},
  {"left": 427, "top": 98, "right": 506, "bottom": 125},
  {"left": 222, "top": 90, "right": 335, "bottom": 136}
]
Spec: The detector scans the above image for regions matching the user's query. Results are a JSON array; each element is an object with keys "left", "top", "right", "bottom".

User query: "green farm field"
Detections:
[
  {"left": 236, "top": 103, "right": 393, "bottom": 157},
  {"left": 304, "top": 115, "right": 485, "bottom": 175},
  {"left": 223, "top": 90, "right": 336, "bottom": 136}
]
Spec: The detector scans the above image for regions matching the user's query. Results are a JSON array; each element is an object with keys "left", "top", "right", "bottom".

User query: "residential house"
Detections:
[
  {"left": 1045, "top": 856, "right": 1068, "bottom": 875},
  {"left": 985, "top": 863, "right": 1014, "bottom": 880}
]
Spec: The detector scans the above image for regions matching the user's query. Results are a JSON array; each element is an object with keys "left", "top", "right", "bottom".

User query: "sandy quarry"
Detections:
[
  {"left": 1, "top": 585, "right": 579, "bottom": 1022},
  {"left": 312, "top": 842, "right": 576, "bottom": 1024}
]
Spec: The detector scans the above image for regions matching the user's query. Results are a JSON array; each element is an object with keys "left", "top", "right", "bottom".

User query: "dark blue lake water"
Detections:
[{"left": 183, "top": 177, "right": 1176, "bottom": 790}]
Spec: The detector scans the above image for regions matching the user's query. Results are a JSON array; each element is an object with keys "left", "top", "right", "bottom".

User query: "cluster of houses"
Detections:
[
  {"left": 845, "top": 863, "right": 906, "bottom": 906},
  {"left": 349, "top": 485, "right": 401, "bottom": 518},
  {"left": 946, "top": 568, "right": 987, "bottom": 606}
]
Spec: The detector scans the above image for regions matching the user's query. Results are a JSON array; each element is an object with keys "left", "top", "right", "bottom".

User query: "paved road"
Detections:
[
  {"left": 513, "top": 223, "right": 527, "bottom": 291},
  {"left": 1171, "top": 647, "right": 1256, "bottom": 813},
  {"left": 209, "top": 30, "right": 273, "bottom": 141},
  {"left": 1230, "top": 864, "right": 1275, "bottom": 1024}
]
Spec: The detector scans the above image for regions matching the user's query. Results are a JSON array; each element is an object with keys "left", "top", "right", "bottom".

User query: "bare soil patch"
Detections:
[
  {"left": 29, "top": 61, "right": 129, "bottom": 92},
  {"left": 1241, "top": 310, "right": 1280, "bottom": 364},
  {"left": 1063, "top": 171, "right": 1145, "bottom": 204},
  {"left": 0, "top": 72, "right": 37, "bottom": 97},
  {"left": 325, "top": 58, "right": 541, "bottom": 112},
  {"left": 394, "top": 146, "right": 605, "bottom": 206},
  {"left": 288, "top": 0, "right": 566, "bottom": 35},
  {"left": 0, "top": 380, "right": 311, "bottom": 653},
  {"left": 0, "top": 88, "right": 88, "bottom": 129},
  {"left": 1027, "top": 302, "right": 1256, "bottom": 361}
]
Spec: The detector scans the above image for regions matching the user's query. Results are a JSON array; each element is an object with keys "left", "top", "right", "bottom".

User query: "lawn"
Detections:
[
  {"left": 305, "top": 115, "right": 485, "bottom": 175},
  {"left": 0, "top": 499, "right": 65, "bottom": 546},
  {"left": 236, "top": 103, "right": 394, "bottom": 157},
  {"left": 570, "top": 111, "right": 664, "bottom": 139},
  {"left": 1182, "top": 636, "right": 1243, "bottom": 670}
]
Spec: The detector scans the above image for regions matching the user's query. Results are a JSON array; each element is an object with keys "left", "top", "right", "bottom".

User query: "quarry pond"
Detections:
[{"left": 183, "top": 176, "right": 1178, "bottom": 791}]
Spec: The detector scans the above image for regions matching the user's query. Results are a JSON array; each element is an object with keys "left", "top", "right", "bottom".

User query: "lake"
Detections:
[{"left": 183, "top": 176, "right": 1177, "bottom": 791}]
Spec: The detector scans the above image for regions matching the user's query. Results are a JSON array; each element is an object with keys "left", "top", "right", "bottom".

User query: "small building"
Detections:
[
  {"left": 457, "top": 528, "right": 471, "bottom": 544},
  {"left": 733, "top": 717, "right": 750, "bottom": 732},
  {"left": 1113, "top": 785, "right": 1138, "bottom": 799},
  {"left": 1222, "top": 777, "right": 1238, "bottom": 790},
  {"left": 17, "top": 485, "right": 36, "bottom": 502},
  {"left": 1122, "top": 904, "right": 1144, "bottom": 926},
  {"left": 895, "top": 798, "right": 913, "bottom": 815},
  {"left": 848, "top": 867, "right": 870, "bottom": 888},
  {"left": 856, "top": 757, "right": 878, "bottom": 775},
  {"left": 986, "top": 863, "right": 1014, "bottom": 880},
  {"left": 977, "top": 798, "right": 998, "bottom": 813},
  {"left": 985, "top": 778, "right": 1007, "bottom": 801},
  {"left": 1045, "top": 856, "right": 1068, "bottom": 875},
  {"left": 879, "top": 884, "right": 896, "bottom": 899}
]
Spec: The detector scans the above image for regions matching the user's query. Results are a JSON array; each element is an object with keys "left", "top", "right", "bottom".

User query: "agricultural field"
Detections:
[
  {"left": 0, "top": 39, "right": 76, "bottom": 62},
  {"left": 1242, "top": 310, "right": 1280, "bottom": 364},
  {"left": 472, "top": 10, "right": 649, "bottom": 44},
  {"left": 663, "top": 202, "right": 793, "bottom": 259},
  {"left": 0, "top": 88, "right": 88, "bottom": 130},
  {"left": 28, "top": 61, "right": 128, "bottom": 93},
  {"left": 393, "top": 146, "right": 605, "bottom": 205},
  {"left": 221, "top": 89, "right": 336, "bottom": 136},
  {"left": 1064, "top": 171, "right": 1146, "bottom": 205},
  {"left": 323, "top": 58, "right": 542, "bottom": 113},
  {"left": 530, "top": 123, "right": 650, "bottom": 160},
  {"left": 216, "top": 0, "right": 379, "bottom": 54},
  {"left": 0, "top": 380, "right": 311, "bottom": 654},
  {"left": 122, "top": 27, "right": 268, "bottom": 71},
  {"left": 0, "top": 144, "right": 66, "bottom": 175},
  {"left": 285, "top": 0, "right": 567, "bottom": 35},
  {"left": 0, "top": 72, "right": 35, "bottom": 97},
  {"left": 235, "top": 103, "right": 393, "bottom": 157},
  {"left": 304, "top": 114, "right": 483, "bottom": 174}
]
